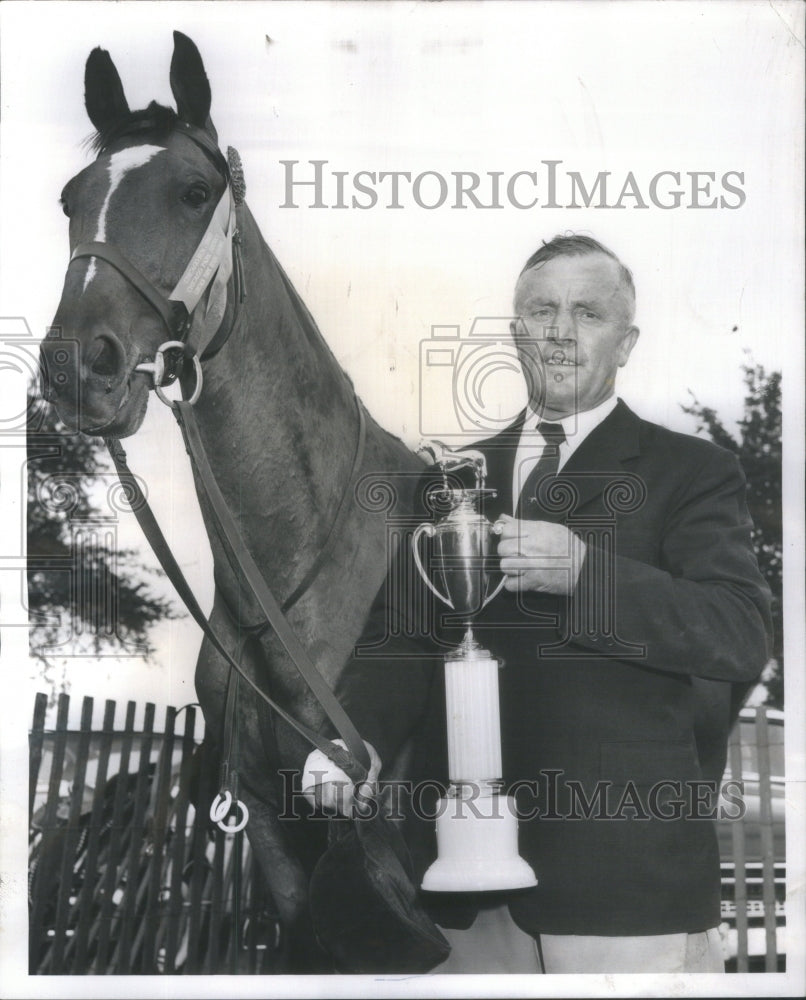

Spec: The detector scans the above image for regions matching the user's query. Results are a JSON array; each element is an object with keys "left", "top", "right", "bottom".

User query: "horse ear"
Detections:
[
  {"left": 170, "top": 31, "right": 217, "bottom": 139},
  {"left": 85, "top": 47, "right": 130, "bottom": 132}
]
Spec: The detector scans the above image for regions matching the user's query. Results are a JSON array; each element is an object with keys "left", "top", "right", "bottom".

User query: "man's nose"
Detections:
[{"left": 545, "top": 314, "right": 575, "bottom": 343}]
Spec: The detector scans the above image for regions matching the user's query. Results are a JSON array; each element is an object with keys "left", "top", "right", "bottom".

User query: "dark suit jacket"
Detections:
[{"left": 335, "top": 400, "right": 772, "bottom": 936}]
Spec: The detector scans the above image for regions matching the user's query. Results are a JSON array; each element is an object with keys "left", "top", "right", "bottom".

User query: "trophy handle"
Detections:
[
  {"left": 482, "top": 573, "right": 507, "bottom": 608},
  {"left": 412, "top": 523, "right": 455, "bottom": 609},
  {"left": 482, "top": 519, "right": 507, "bottom": 608}
]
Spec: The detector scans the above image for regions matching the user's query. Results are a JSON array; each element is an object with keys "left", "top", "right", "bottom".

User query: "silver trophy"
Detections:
[
  {"left": 412, "top": 444, "right": 505, "bottom": 623},
  {"left": 412, "top": 442, "right": 537, "bottom": 893}
]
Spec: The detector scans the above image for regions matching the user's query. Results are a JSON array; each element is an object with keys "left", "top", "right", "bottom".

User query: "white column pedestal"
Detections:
[{"left": 422, "top": 636, "right": 537, "bottom": 893}]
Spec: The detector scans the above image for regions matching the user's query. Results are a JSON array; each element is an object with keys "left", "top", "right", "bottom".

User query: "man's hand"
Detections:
[
  {"left": 301, "top": 739, "right": 382, "bottom": 816},
  {"left": 495, "top": 514, "right": 586, "bottom": 595}
]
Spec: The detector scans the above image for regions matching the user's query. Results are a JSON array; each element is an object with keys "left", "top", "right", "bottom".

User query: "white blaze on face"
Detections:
[{"left": 82, "top": 144, "right": 165, "bottom": 292}]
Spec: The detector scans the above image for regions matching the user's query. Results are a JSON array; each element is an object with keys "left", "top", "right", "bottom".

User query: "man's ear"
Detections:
[{"left": 618, "top": 326, "right": 640, "bottom": 367}]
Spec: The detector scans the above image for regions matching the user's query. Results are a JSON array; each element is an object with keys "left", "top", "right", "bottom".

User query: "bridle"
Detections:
[
  {"left": 69, "top": 119, "right": 247, "bottom": 400},
  {"left": 68, "top": 119, "right": 372, "bottom": 829}
]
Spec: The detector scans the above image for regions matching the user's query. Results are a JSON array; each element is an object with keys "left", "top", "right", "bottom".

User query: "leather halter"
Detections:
[
  {"left": 70, "top": 240, "right": 192, "bottom": 340},
  {"left": 69, "top": 119, "right": 244, "bottom": 367}
]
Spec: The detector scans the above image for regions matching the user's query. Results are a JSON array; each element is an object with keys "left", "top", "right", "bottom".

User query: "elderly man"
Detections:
[{"left": 305, "top": 235, "right": 772, "bottom": 974}]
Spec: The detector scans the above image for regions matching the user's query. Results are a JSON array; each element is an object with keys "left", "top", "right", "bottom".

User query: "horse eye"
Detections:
[{"left": 182, "top": 185, "right": 210, "bottom": 208}]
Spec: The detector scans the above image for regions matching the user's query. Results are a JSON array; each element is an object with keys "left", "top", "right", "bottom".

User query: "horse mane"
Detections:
[{"left": 87, "top": 101, "right": 179, "bottom": 155}]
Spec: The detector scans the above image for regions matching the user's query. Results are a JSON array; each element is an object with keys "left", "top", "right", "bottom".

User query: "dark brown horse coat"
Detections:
[
  {"left": 334, "top": 399, "right": 772, "bottom": 936},
  {"left": 40, "top": 33, "right": 426, "bottom": 965}
]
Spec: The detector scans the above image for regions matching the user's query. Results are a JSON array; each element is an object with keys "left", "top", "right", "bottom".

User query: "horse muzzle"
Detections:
[{"left": 39, "top": 327, "right": 150, "bottom": 436}]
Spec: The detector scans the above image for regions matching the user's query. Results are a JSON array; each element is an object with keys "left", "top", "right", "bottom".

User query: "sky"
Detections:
[{"left": 0, "top": 2, "right": 804, "bottom": 994}]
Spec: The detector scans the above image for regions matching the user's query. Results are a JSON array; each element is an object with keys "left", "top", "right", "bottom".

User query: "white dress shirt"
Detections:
[{"left": 512, "top": 395, "right": 619, "bottom": 514}]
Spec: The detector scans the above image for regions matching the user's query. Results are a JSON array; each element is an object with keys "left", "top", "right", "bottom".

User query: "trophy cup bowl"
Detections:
[{"left": 412, "top": 491, "right": 505, "bottom": 621}]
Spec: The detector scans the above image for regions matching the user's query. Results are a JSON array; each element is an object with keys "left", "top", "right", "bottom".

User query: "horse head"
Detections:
[{"left": 41, "top": 32, "right": 237, "bottom": 438}]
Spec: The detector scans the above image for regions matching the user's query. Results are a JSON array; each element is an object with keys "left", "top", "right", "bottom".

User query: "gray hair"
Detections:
[{"left": 518, "top": 234, "right": 635, "bottom": 317}]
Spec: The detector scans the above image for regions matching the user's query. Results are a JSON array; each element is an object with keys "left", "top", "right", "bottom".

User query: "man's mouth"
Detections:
[{"left": 545, "top": 350, "right": 577, "bottom": 367}]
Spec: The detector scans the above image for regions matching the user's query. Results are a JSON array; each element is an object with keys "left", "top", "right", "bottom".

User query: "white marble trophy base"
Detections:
[
  {"left": 421, "top": 791, "right": 538, "bottom": 892},
  {"left": 422, "top": 632, "right": 537, "bottom": 892}
]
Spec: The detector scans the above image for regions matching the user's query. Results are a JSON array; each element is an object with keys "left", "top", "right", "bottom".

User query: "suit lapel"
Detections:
[{"left": 558, "top": 400, "right": 643, "bottom": 516}]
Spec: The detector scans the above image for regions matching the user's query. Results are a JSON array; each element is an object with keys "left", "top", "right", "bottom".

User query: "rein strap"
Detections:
[{"left": 105, "top": 426, "right": 371, "bottom": 784}]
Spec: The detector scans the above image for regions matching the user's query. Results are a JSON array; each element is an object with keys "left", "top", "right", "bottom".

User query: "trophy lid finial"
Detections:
[{"left": 416, "top": 440, "right": 488, "bottom": 490}]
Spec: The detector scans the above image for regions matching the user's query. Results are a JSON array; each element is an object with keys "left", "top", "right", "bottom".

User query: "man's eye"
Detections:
[{"left": 182, "top": 185, "right": 210, "bottom": 208}]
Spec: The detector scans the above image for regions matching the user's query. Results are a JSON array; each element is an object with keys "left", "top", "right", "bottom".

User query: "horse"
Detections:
[{"left": 39, "top": 31, "right": 424, "bottom": 969}]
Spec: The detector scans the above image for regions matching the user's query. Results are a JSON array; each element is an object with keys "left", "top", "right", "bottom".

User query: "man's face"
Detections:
[{"left": 511, "top": 253, "right": 640, "bottom": 420}]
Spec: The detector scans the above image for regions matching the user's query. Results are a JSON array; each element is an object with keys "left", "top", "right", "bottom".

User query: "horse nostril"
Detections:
[{"left": 88, "top": 335, "right": 124, "bottom": 377}]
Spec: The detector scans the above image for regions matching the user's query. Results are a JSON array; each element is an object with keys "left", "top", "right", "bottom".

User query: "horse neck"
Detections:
[{"left": 191, "top": 206, "right": 360, "bottom": 576}]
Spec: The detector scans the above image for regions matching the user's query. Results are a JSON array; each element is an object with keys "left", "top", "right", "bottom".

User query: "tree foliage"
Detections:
[
  {"left": 27, "top": 389, "right": 179, "bottom": 687},
  {"left": 682, "top": 358, "right": 783, "bottom": 707}
]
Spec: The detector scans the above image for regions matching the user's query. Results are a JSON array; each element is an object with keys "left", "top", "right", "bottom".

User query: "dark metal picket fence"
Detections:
[
  {"left": 28, "top": 692, "right": 282, "bottom": 975},
  {"left": 720, "top": 705, "right": 785, "bottom": 972},
  {"left": 29, "top": 692, "right": 785, "bottom": 975}
]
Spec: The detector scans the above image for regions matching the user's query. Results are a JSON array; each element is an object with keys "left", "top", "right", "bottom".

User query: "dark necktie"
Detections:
[{"left": 516, "top": 421, "right": 566, "bottom": 519}]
